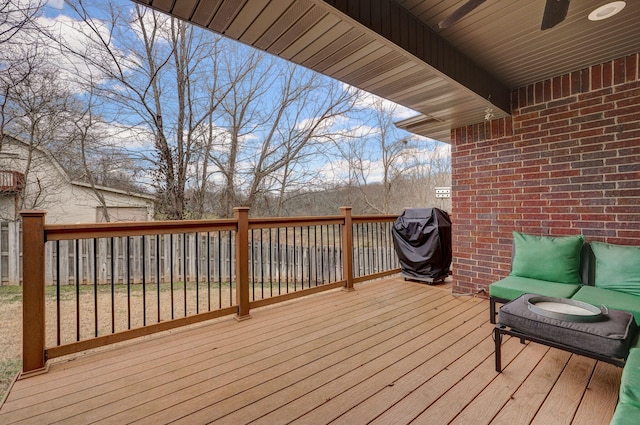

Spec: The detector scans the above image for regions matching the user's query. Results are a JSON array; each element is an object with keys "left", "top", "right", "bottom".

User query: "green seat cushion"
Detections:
[
  {"left": 511, "top": 232, "right": 584, "bottom": 284},
  {"left": 571, "top": 285, "right": 640, "bottom": 324},
  {"left": 620, "top": 350, "right": 640, "bottom": 408},
  {"left": 489, "top": 275, "right": 581, "bottom": 302},
  {"left": 591, "top": 241, "right": 640, "bottom": 296},
  {"left": 610, "top": 403, "right": 640, "bottom": 425}
]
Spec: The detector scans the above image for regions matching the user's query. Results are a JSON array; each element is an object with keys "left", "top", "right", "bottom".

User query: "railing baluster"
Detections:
[
  {"left": 142, "top": 235, "right": 146, "bottom": 326},
  {"left": 313, "top": 226, "right": 317, "bottom": 287},
  {"left": 229, "top": 230, "right": 233, "bottom": 307},
  {"left": 93, "top": 238, "right": 98, "bottom": 337},
  {"left": 56, "top": 240, "right": 61, "bottom": 346},
  {"left": 183, "top": 233, "right": 187, "bottom": 317},
  {"left": 195, "top": 232, "right": 199, "bottom": 314},
  {"left": 321, "top": 225, "right": 325, "bottom": 285},
  {"left": 249, "top": 229, "right": 256, "bottom": 301},
  {"left": 340, "top": 207, "right": 354, "bottom": 291},
  {"left": 333, "top": 225, "right": 338, "bottom": 282},
  {"left": 277, "top": 228, "right": 281, "bottom": 295},
  {"left": 292, "top": 227, "right": 296, "bottom": 291},
  {"left": 207, "top": 232, "right": 211, "bottom": 311},
  {"left": 156, "top": 235, "right": 161, "bottom": 323},
  {"left": 75, "top": 239, "right": 80, "bottom": 341},
  {"left": 269, "top": 229, "right": 273, "bottom": 297},
  {"left": 338, "top": 224, "right": 343, "bottom": 283},
  {"left": 356, "top": 223, "right": 361, "bottom": 278},
  {"left": 285, "top": 227, "right": 289, "bottom": 293},
  {"left": 260, "top": 229, "right": 264, "bottom": 298},
  {"left": 217, "top": 232, "right": 222, "bottom": 309},
  {"left": 369, "top": 222, "right": 373, "bottom": 274},
  {"left": 127, "top": 236, "right": 131, "bottom": 330},
  {"left": 110, "top": 237, "right": 115, "bottom": 334},
  {"left": 170, "top": 233, "right": 174, "bottom": 320},
  {"left": 307, "top": 226, "right": 311, "bottom": 286}
]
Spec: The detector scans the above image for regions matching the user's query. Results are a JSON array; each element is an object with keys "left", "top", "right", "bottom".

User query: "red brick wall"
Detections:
[{"left": 450, "top": 53, "right": 640, "bottom": 295}]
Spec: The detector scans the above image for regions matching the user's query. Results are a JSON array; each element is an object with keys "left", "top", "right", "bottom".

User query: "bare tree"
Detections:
[
  {"left": 209, "top": 51, "right": 359, "bottom": 217},
  {"left": 1, "top": 64, "right": 74, "bottom": 213},
  {"left": 342, "top": 99, "right": 410, "bottom": 213},
  {"left": 61, "top": 1, "right": 234, "bottom": 219},
  {"left": 402, "top": 140, "right": 452, "bottom": 211},
  {"left": 332, "top": 97, "right": 452, "bottom": 214},
  {"left": 0, "top": 0, "right": 44, "bottom": 145},
  {"left": 0, "top": 0, "right": 43, "bottom": 45}
]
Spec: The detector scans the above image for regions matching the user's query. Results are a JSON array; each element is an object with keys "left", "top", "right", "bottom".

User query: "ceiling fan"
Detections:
[{"left": 438, "top": 0, "right": 570, "bottom": 30}]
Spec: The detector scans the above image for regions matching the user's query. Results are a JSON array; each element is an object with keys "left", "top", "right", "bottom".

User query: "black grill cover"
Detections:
[{"left": 392, "top": 208, "right": 452, "bottom": 280}]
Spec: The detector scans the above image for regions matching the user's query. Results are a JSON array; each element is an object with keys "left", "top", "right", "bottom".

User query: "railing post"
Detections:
[
  {"left": 340, "top": 206, "right": 355, "bottom": 291},
  {"left": 234, "top": 207, "right": 251, "bottom": 320},
  {"left": 20, "top": 210, "right": 47, "bottom": 375}
]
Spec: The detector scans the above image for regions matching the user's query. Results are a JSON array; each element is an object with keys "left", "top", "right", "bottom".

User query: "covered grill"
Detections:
[{"left": 392, "top": 208, "right": 452, "bottom": 283}]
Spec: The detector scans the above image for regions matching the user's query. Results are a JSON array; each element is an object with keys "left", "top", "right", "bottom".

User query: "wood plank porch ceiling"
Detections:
[
  {"left": 132, "top": 0, "right": 640, "bottom": 142},
  {"left": 0, "top": 277, "right": 621, "bottom": 424}
]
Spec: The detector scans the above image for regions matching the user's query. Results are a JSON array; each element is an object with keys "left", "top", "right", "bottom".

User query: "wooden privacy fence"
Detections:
[
  {"left": 20, "top": 207, "right": 400, "bottom": 375},
  {"left": 45, "top": 229, "right": 389, "bottom": 287}
]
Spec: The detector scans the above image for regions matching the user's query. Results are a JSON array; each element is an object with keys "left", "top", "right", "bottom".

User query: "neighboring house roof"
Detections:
[
  {"left": 71, "top": 181, "right": 156, "bottom": 201},
  {"left": 0, "top": 134, "right": 70, "bottom": 182},
  {"left": 1, "top": 133, "right": 153, "bottom": 201},
  {"left": 0, "top": 133, "right": 155, "bottom": 223}
]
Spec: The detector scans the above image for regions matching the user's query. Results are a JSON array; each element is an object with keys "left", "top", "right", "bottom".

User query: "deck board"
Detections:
[
  {"left": 490, "top": 348, "right": 571, "bottom": 424},
  {"left": 0, "top": 276, "right": 621, "bottom": 424}
]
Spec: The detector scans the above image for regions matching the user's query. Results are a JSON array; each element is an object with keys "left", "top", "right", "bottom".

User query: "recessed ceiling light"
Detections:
[{"left": 588, "top": 1, "right": 626, "bottom": 21}]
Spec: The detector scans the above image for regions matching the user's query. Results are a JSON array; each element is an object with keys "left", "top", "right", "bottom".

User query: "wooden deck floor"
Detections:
[{"left": 0, "top": 277, "right": 622, "bottom": 424}]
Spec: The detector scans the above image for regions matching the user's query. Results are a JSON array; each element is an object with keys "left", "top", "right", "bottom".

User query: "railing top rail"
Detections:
[
  {"left": 352, "top": 214, "right": 398, "bottom": 224},
  {"left": 44, "top": 219, "right": 238, "bottom": 241},
  {"left": 42, "top": 213, "right": 399, "bottom": 241},
  {"left": 249, "top": 215, "right": 344, "bottom": 229}
]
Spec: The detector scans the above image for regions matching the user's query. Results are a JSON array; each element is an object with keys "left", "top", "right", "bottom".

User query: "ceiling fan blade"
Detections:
[
  {"left": 541, "top": 0, "right": 570, "bottom": 30},
  {"left": 438, "top": 0, "right": 486, "bottom": 29}
]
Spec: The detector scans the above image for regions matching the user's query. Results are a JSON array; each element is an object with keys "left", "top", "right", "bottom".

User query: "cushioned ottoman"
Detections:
[{"left": 494, "top": 293, "right": 637, "bottom": 372}]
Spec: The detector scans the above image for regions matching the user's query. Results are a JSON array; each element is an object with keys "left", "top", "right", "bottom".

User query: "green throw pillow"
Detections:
[
  {"left": 591, "top": 241, "right": 640, "bottom": 296},
  {"left": 510, "top": 232, "right": 584, "bottom": 284}
]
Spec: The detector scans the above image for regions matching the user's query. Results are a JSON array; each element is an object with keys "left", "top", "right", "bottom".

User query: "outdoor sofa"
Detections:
[{"left": 488, "top": 232, "right": 640, "bottom": 425}]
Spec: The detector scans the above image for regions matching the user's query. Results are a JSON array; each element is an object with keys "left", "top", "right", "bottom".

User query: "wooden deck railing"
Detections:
[{"left": 20, "top": 207, "right": 400, "bottom": 375}]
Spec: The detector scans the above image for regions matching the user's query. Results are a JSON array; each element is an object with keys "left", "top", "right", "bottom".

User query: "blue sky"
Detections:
[{"left": 29, "top": 0, "right": 450, "bottom": 188}]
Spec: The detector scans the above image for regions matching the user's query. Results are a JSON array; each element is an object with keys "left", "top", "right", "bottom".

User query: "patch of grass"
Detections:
[
  {"left": 0, "top": 286, "right": 22, "bottom": 303},
  {"left": 0, "top": 358, "right": 20, "bottom": 402}
]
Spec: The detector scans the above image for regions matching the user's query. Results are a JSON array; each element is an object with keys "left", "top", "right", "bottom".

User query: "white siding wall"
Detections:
[{"left": 0, "top": 137, "right": 156, "bottom": 284}]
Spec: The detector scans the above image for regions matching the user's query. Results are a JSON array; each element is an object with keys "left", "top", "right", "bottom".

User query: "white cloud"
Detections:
[
  {"left": 312, "top": 159, "right": 350, "bottom": 184},
  {"left": 3, "top": 12, "right": 127, "bottom": 93},
  {"left": 97, "top": 123, "right": 154, "bottom": 151}
]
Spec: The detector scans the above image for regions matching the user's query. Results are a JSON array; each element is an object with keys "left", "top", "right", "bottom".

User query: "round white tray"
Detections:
[{"left": 526, "top": 296, "right": 607, "bottom": 322}]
